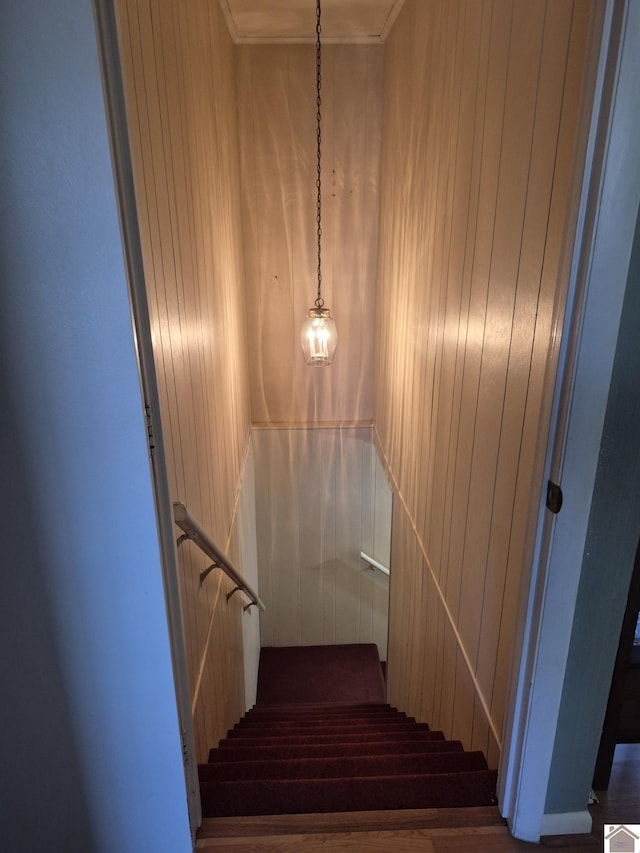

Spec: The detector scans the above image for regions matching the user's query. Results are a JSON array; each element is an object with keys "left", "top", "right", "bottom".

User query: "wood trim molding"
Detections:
[{"left": 251, "top": 421, "right": 374, "bottom": 430}]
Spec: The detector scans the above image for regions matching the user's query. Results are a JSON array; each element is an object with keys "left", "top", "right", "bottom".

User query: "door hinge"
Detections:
[
  {"left": 144, "top": 402, "right": 156, "bottom": 457},
  {"left": 181, "top": 728, "right": 190, "bottom": 766},
  {"left": 546, "top": 480, "right": 563, "bottom": 514}
]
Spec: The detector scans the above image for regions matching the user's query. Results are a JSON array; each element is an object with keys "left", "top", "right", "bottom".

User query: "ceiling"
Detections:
[{"left": 219, "top": 0, "right": 406, "bottom": 43}]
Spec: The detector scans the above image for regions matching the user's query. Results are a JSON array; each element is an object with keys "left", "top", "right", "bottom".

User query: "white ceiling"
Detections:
[{"left": 219, "top": 0, "right": 406, "bottom": 43}]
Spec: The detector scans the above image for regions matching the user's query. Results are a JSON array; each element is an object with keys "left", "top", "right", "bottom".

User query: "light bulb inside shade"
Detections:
[{"left": 300, "top": 307, "right": 337, "bottom": 366}]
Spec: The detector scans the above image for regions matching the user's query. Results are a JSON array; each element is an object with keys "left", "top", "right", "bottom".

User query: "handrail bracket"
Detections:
[
  {"left": 173, "top": 501, "right": 266, "bottom": 613},
  {"left": 200, "top": 563, "right": 219, "bottom": 587},
  {"left": 360, "top": 550, "right": 390, "bottom": 577},
  {"left": 226, "top": 585, "right": 242, "bottom": 602}
]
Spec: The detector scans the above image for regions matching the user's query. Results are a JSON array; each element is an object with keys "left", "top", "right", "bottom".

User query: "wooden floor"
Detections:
[
  {"left": 196, "top": 744, "right": 640, "bottom": 851},
  {"left": 550, "top": 742, "right": 640, "bottom": 851}
]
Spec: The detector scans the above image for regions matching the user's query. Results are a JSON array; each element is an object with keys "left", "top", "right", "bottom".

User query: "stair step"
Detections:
[
  {"left": 220, "top": 728, "right": 438, "bottom": 746},
  {"left": 209, "top": 736, "right": 459, "bottom": 763},
  {"left": 243, "top": 704, "right": 395, "bottom": 720},
  {"left": 251, "top": 702, "right": 392, "bottom": 713},
  {"left": 237, "top": 711, "right": 408, "bottom": 726},
  {"left": 229, "top": 722, "right": 425, "bottom": 739},
  {"left": 195, "top": 825, "right": 521, "bottom": 852},
  {"left": 203, "top": 646, "right": 497, "bottom": 822},
  {"left": 197, "top": 805, "right": 507, "bottom": 839},
  {"left": 218, "top": 728, "right": 441, "bottom": 748},
  {"left": 235, "top": 711, "right": 416, "bottom": 728},
  {"left": 200, "top": 769, "right": 498, "bottom": 817},
  {"left": 199, "top": 749, "right": 488, "bottom": 781}
]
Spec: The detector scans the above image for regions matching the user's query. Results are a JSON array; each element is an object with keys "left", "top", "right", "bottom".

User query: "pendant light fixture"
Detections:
[{"left": 300, "top": 0, "right": 337, "bottom": 366}]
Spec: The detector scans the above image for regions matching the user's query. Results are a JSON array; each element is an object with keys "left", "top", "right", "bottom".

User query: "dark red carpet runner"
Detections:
[
  {"left": 199, "top": 645, "right": 497, "bottom": 818},
  {"left": 256, "top": 644, "right": 387, "bottom": 705}
]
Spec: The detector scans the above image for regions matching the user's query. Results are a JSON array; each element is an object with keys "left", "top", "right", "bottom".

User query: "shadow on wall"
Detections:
[{"left": 0, "top": 361, "right": 95, "bottom": 852}]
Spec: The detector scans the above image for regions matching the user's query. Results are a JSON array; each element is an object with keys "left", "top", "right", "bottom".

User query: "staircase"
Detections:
[
  {"left": 199, "top": 702, "right": 497, "bottom": 818},
  {"left": 196, "top": 646, "right": 503, "bottom": 849}
]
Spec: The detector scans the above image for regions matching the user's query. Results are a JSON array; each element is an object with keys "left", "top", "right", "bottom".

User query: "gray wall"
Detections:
[
  {"left": 545, "top": 201, "right": 640, "bottom": 814},
  {"left": 0, "top": 1, "right": 191, "bottom": 850}
]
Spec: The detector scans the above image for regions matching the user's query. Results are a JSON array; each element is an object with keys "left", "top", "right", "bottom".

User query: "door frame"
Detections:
[
  {"left": 93, "top": 0, "right": 201, "bottom": 839},
  {"left": 498, "top": 0, "right": 640, "bottom": 842},
  {"left": 593, "top": 538, "right": 640, "bottom": 788}
]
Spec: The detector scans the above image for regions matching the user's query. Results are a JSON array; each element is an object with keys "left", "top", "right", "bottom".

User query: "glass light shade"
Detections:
[{"left": 300, "top": 307, "right": 337, "bottom": 366}]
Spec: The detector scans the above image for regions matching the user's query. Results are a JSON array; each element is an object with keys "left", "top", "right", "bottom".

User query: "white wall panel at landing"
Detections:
[
  {"left": 377, "top": 0, "right": 600, "bottom": 759},
  {"left": 254, "top": 427, "right": 390, "bottom": 660}
]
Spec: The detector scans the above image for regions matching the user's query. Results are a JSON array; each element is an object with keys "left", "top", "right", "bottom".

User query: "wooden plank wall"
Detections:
[
  {"left": 375, "top": 0, "right": 602, "bottom": 767},
  {"left": 115, "top": 0, "right": 253, "bottom": 761},
  {"left": 253, "top": 427, "right": 390, "bottom": 660},
  {"left": 236, "top": 44, "right": 382, "bottom": 425}
]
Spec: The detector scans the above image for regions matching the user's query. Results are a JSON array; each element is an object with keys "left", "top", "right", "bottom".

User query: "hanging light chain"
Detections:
[
  {"left": 300, "top": 0, "right": 338, "bottom": 366},
  {"left": 300, "top": 0, "right": 336, "bottom": 365},
  {"left": 315, "top": 0, "right": 324, "bottom": 310}
]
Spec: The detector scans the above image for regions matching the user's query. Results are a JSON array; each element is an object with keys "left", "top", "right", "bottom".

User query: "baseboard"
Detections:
[{"left": 540, "top": 810, "right": 592, "bottom": 836}]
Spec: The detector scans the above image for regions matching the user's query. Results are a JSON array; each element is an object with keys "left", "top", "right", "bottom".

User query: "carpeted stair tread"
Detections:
[
  {"left": 199, "top": 749, "right": 488, "bottom": 781},
  {"left": 218, "top": 728, "right": 440, "bottom": 747},
  {"left": 256, "top": 645, "right": 386, "bottom": 705},
  {"left": 244, "top": 704, "right": 395, "bottom": 719},
  {"left": 199, "top": 769, "right": 498, "bottom": 817},
  {"left": 219, "top": 729, "right": 445, "bottom": 749},
  {"left": 235, "top": 713, "right": 411, "bottom": 727},
  {"left": 228, "top": 721, "right": 427, "bottom": 738},
  {"left": 200, "top": 646, "right": 497, "bottom": 819},
  {"left": 238, "top": 711, "right": 408, "bottom": 725},
  {"left": 209, "top": 736, "right": 459, "bottom": 763}
]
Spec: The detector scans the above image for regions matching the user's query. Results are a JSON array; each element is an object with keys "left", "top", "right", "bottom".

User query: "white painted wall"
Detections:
[
  {"left": 370, "top": 451, "right": 393, "bottom": 573},
  {"left": 0, "top": 1, "right": 191, "bottom": 850},
  {"left": 254, "top": 427, "right": 391, "bottom": 660}
]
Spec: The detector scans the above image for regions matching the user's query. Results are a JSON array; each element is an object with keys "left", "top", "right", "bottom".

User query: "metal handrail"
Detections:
[
  {"left": 360, "top": 551, "right": 390, "bottom": 577},
  {"left": 173, "top": 501, "right": 265, "bottom": 612}
]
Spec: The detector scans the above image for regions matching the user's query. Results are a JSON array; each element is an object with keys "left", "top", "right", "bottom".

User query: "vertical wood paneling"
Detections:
[
  {"left": 254, "top": 427, "right": 391, "bottom": 661},
  {"left": 236, "top": 45, "right": 382, "bottom": 425},
  {"left": 456, "top": 0, "right": 547, "bottom": 672},
  {"left": 377, "top": 0, "right": 601, "bottom": 762},
  {"left": 115, "top": 0, "right": 253, "bottom": 760}
]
